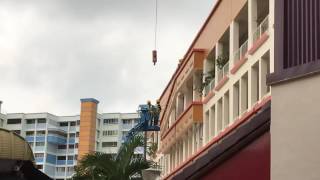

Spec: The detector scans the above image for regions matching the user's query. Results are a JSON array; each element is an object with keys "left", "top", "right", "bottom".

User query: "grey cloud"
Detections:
[{"left": 0, "top": 0, "right": 214, "bottom": 115}]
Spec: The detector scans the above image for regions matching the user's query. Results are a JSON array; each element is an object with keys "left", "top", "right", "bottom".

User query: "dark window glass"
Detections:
[
  {"left": 60, "top": 122, "right": 68, "bottom": 127},
  {"left": 57, "top": 156, "right": 66, "bottom": 160},
  {"left": 58, "top": 145, "right": 67, "bottom": 149},
  {"left": 102, "top": 142, "right": 117, "bottom": 147},
  {"left": 70, "top": 122, "right": 76, "bottom": 126},
  {"left": 7, "top": 119, "right": 21, "bottom": 124},
  {"left": 26, "top": 119, "right": 35, "bottom": 124},
  {"left": 37, "top": 118, "right": 46, "bottom": 123}
]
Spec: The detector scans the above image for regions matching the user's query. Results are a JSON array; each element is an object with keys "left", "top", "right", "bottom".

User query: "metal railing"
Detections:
[
  {"left": 204, "top": 79, "right": 216, "bottom": 96},
  {"left": 253, "top": 15, "right": 269, "bottom": 42},
  {"left": 234, "top": 40, "right": 248, "bottom": 62},
  {"left": 217, "top": 62, "right": 229, "bottom": 81}
]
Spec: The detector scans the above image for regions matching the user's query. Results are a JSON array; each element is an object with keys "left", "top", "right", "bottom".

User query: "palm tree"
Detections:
[{"left": 73, "top": 135, "right": 150, "bottom": 180}]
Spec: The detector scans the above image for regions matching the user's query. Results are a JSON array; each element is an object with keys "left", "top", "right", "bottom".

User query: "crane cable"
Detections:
[
  {"left": 154, "top": 0, "right": 158, "bottom": 50},
  {"left": 152, "top": 0, "right": 158, "bottom": 65}
]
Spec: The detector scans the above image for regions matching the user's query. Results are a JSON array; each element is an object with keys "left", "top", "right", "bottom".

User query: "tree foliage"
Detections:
[{"left": 73, "top": 135, "right": 150, "bottom": 180}]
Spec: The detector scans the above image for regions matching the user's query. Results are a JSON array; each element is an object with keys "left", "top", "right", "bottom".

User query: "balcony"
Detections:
[
  {"left": 55, "top": 171, "right": 65, "bottom": 177},
  {"left": 35, "top": 157, "right": 44, "bottom": 163},
  {"left": 67, "top": 160, "right": 74, "bottom": 165},
  {"left": 25, "top": 124, "right": 36, "bottom": 130},
  {"left": 249, "top": 15, "right": 269, "bottom": 55},
  {"left": 204, "top": 79, "right": 215, "bottom": 97},
  {"left": 122, "top": 123, "right": 133, "bottom": 129},
  {"left": 25, "top": 136, "right": 34, "bottom": 142},
  {"left": 175, "top": 49, "right": 205, "bottom": 91},
  {"left": 35, "top": 136, "right": 46, "bottom": 142},
  {"left": 47, "top": 135, "right": 67, "bottom": 144},
  {"left": 34, "top": 146, "right": 45, "bottom": 151},
  {"left": 56, "top": 160, "right": 66, "bottom": 165},
  {"left": 68, "top": 138, "right": 75, "bottom": 144},
  {"left": 161, "top": 102, "right": 203, "bottom": 153},
  {"left": 231, "top": 40, "right": 248, "bottom": 74},
  {"left": 215, "top": 62, "right": 229, "bottom": 91},
  {"left": 36, "top": 123, "right": 46, "bottom": 129}
]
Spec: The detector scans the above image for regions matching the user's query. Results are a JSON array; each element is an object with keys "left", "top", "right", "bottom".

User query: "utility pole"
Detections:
[{"left": 144, "top": 131, "right": 147, "bottom": 161}]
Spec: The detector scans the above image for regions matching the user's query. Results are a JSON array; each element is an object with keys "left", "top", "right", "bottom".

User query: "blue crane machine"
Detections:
[{"left": 125, "top": 101, "right": 161, "bottom": 159}]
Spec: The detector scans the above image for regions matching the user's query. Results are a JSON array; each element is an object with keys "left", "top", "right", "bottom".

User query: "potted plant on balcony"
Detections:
[
  {"left": 216, "top": 54, "right": 229, "bottom": 70},
  {"left": 195, "top": 70, "right": 215, "bottom": 96}
]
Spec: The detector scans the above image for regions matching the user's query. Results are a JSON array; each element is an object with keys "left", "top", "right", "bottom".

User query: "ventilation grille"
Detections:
[{"left": 283, "top": 0, "right": 320, "bottom": 69}]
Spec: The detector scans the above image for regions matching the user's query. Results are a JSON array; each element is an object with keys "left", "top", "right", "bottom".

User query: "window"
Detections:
[
  {"left": 60, "top": 122, "right": 68, "bottom": 127},
  {"left": 36, "top": 131, "right": 46, "bottom": 136},
  {"left": 12, "top": 130, "right": 21, "bottom": 135},
  {"left": 76, "top": 132, "right": 79, "bottom": 137},
  {"left": 103, "top": 130, "right": 118, "bottom": 136},
  {"left": 36, "top": 142, "right": 45, "bottom": 146},
  {"left": 70, "top": 121, "right": 76, "bottom": 126},
  {"left": 7, "top": 119, "right": 21, "bottom": 124},
  {"left": 35, "top": 153, "right": 44, "bottom": 158},
  {"left": 103, "top": 119, "right": 118, "bottom": 124},
  {"left": 37, "top": 118, "right": 46, "bottom": 124},
  {"left": 102, "top": 142, "right": 117, "bottom": 147},
  {"left": 76, "top": 120, "right": 80, "bottom": 125},
  {"left": 97, "top": 130, "right": 100, "bottom": 138},
  {"left": 69, "top": 133, "right": 75, "bottom": 138},
  {"left": 68, "top": 144, "right": 74, "bottom": 149},
  {"left": 97, "top": 119, "right": 101, "bottom": 128},
  {"left": 96, "top": 142, "right": 99, "bottom": 148},
  {"left": 26, "top": 119, "right": 35, "bottom": 124},
  {"left": 57, "top": 156, "right": 66, "bottom": 160},
  {"left": 75, "top": 143, "right": 78, "bottom": 148},
  {"left": 26, "top": 131, "right": 34, "bottom": 136},
  {"left": 74, "top": 155, "right": 78, "bottom": 160},
  {"left": 67, "top": 156, "right": 73, "bottom": 160},
  {"left": 67, "top": 167, "right": 74, "bottom": 172},
  {"left": 122, "top": 119, "right": 131, "bottom": 124},
  {"left": 56, "top": 167, "right": 65, "bottom": 172},
  {"left": 58, "top": 145, "right": 67, "bottom": 149}
]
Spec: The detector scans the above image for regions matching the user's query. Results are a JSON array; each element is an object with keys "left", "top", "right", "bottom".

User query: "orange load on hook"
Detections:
[{"left": 152, "top": 50, "right": 157, "bottom": 65}]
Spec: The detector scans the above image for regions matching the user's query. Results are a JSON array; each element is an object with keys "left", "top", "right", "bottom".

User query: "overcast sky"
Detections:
[{"left": 0, "top": 0, "right": 215, "bottom": 115}]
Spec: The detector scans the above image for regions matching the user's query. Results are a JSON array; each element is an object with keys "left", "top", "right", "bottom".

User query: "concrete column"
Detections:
[
  {"left": 230, "top": 21, "right": 239, "bottom": 67},
  {"left": 183, "top": 135, "right": 188, "bottom": 161},
  {"left": 233, "top": 82, "right": 240, "bottom": 121},
  {"left": 210, "top": 106, "right": 216, "bottom": 138},
  {"left": 240, "top": 74, "right": 248, "bottom": 114},
  {"left": 229, "top": 86, "right": 234, "bottom": 123},
  {"left": 223, "top": 92, "right": 230, "bottom": 128},
  {"left": 193, "top": 73, "right": 201, "bottom": 101},
  {"left": 188, "top": 128, "right": 192, "bottom": 156},
  {"left": 248, "top": 0, "right": 258, "bottom": 46},
  {"left": 260, "top": 58, "right": 269, "bottom": 98},
  {"left": 192, "top": 124, "right": 196, "bottom": 153},
  {"left": 204, "top": 111, "right": 209, "bottom": 144},
  {"left": 248, "top": 69, "right": 253, "bottom": 108}
]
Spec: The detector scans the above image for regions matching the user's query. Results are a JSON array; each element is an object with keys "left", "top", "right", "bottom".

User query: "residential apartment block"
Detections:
[
  {"left": 153, "top": 0, "right": 320, "bottom": 179},
  {"left": 0, "top": 99, "right": 142, "bottom": 180}
]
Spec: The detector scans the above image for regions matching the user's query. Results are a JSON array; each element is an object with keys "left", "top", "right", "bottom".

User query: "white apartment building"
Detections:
[{"left": 0, "top": 99, "right": 141, "bottom": 180}]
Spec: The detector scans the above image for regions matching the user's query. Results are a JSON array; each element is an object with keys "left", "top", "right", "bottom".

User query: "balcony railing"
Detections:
[
  {"left": 204, "top": 79, "right": 215, "bottom": 96},
  {"left": 253, "top": 15, "right": 269, "bottom": 42},
  {"left": 234, "top": 40, "right": 248, "bottom": 62},
  {"left": 217, "top": 62, "right": 229, "bottom": 81}
]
